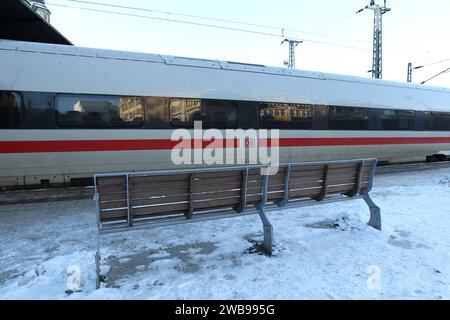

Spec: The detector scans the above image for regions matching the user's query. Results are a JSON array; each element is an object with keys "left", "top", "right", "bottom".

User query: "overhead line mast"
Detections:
[
  {"left": 281, "top": 38, "right": 303, "bottom": 69},
  {"left": 357, "top": 0, "right": 391, "bottom": 79}
]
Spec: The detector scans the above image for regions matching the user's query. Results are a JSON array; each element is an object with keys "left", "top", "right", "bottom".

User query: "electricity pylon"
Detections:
[
  {"left": 281, "top": 39, "right": 303, "bottom": 69},
  {"left": 357, "top": 0, "right": 391, "bottom": 79}
]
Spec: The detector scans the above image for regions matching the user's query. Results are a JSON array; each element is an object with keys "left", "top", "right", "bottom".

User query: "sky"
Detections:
[{"left": 45, "top": 0, "right": 450, "bottom": 87}]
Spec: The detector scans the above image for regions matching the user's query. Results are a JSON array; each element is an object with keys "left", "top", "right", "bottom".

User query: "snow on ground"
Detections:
[{"left": 1, "top": 168, "right": 450, "bottom": 299}]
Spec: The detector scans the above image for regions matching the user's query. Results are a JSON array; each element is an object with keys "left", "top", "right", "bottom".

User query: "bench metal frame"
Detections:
[{"left": 93, "top": 158, "right": 380, "bottom": 289}]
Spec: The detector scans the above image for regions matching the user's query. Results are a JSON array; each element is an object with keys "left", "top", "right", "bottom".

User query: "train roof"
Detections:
[
  {"left": 1, "top": 39, "right": 448, "bottom": 93},
  {"left": 0, "top": 39, "right": 449, "bottom": 112}
]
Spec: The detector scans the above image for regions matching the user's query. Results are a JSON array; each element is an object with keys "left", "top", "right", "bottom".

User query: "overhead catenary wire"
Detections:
[
  {"left": 47, "top": 1, "right": 435, "bottom": 61},
  {"left": 47, "top": 2, "right": 373, "bottom": 52},
  {"left": 420, "top": 67, "right": 450, "bottom": 84},
  {"left": 421, "top": 58, "right": 450, "bottom": 68},
  {"left": 60, "top": 0, "right": 427, "bottom": 52},
  {"left": 61, "top": 0, "right": 370, "bottom": 44}
]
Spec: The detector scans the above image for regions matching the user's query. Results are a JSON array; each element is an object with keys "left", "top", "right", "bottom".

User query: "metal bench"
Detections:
[{"left": 93, "top": 158, "right": 380, "bottom": 288}]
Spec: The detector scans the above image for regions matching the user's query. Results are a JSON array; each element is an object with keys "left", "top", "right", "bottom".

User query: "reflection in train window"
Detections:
[
  {"left": 382, "top": 109, "right": 415, "bottom": 130},
  {"left": 169, "top": 98, "right": 202, "bottom": 128},
  {"left": 170, "top": 99, "right": 237, "bottom": 129},
  {"left": 56, "top": 95, "right": 144, "bottom": 128},
  {"left": 0, "top": 91, "right": 21, "bottom": 128},
  {"left": 425, "top": 112, "right": 450, "bottom": 131},
  {"left": 259, "top": 103, "right": 312, "bottom": 129},
  {"left": 328, "top": 106, "right": 369, "bottom": 130}
]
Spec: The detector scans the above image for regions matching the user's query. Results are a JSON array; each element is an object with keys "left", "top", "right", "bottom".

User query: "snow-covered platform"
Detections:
[{"left": 0, "top": 168, "right": 449, "bottom": 299}]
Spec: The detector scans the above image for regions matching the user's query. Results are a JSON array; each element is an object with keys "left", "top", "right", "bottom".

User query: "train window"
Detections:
[
  {"left": 202, "top": 100, "right": 237, "bottom": 129},
  {"left": 381, "top": 109, "right": 415, "bottom": 130},
  {"left": 425, "top": 112, "right": 450, "bottom": 131},
  {"left": 170, "top": 99, "right": 237, "bottom": 129},
  {"left": 56, "top": 95, "right": 144, "bottom": 128},
  {"left": 328, "top": 106, "right": 369, "bottom": 130},
  {"left": 0, "top": 91, "right": 21, "bottom": 128},
  {"left": 169, "top": 98, "right": 202, "bottom": 128},
  {"left": 259, "top": 103, "right": 312, "bottom": 129}
]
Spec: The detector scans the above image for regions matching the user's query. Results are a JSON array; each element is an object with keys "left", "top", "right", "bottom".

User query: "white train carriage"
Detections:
[{"left": 0, "top": 39, "right": 450, "bottom": 188}]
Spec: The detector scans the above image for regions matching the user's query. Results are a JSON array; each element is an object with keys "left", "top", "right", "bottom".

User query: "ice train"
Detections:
[{"left": 0, "top": 39, "right": 449, "bottom": 188}]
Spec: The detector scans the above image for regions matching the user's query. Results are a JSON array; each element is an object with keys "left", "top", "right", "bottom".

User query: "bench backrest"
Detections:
[{"left": 95, "top": 159, "right": 377, "bottom": 230}]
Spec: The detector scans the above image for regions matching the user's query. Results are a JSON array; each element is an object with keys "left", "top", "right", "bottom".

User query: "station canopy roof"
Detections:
[{"left": 0, "top": 0, "right": 72, "bottom": 45}]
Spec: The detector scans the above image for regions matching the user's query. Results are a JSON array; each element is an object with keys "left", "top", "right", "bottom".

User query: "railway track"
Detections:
[
  {"left": 0, "top": 161, "right": 449, "bottom": 206},
  {"left": 376, "top": 160, "right": 450, "bottom": 175}
]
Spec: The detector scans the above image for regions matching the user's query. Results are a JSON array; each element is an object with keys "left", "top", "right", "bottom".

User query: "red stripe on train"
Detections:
[{"left": 0, "top": 137, "right": 450, "bottom": 153}]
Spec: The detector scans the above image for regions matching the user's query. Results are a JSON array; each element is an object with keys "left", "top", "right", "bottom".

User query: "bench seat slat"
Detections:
[{"left": 131, "top": 187, "right": 189, "bottom": 198}]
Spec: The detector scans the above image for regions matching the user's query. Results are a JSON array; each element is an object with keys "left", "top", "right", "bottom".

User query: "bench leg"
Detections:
[
  {"left": 363, "top": 194, "right": 381, "bottom": 231},
  {"left": 95, "top": 250, "right": 100, "bottom": 289},
  {"left": 257, "top": 207, "right": 273, "bottom": 256},
  {"left": 95, "top": 228, "right": 101, "bottom": 289}
]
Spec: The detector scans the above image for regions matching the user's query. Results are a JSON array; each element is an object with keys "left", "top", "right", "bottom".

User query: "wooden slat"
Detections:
[
  {"left": 192, "top": 181, "right": 242, "bottom": 193},
  {"left": 98, "top": 191, "right": 127, "bottom": 201},
  {"left": 247, "top": 174, "right": 265, "bottom": 183},
  {"left": 100, "top": 200, "right": 128, "bottom": 210},
  {"left": 291, "top": 164, "right": 325, "bottom": 172},
  {"left": 328, "top": 163, "right": 359, "bottom": 170},
  {"left": 100, "top": 216, "right": 128, "bottom": 223},
  {"left": 267, "top": 191, "right": 284, "bottom": 201},
  {"left": 131, "top": 174, "right": 189, "bottom": 184},
  {"left": 193, "top": 170, "right": 242, "bottom": 179},
  {"left": 193, "top": 197, "right": 241, "bottom": 210},
  {"left": 100, "top": 208, "right": 128, "bottom": 220},
  {"left": 328, "top": 184, "right": 355, "bottom": 194},
  {"left": 131, "top": 188, "right": 189, "bottom": 199},
  {"left": 289, "top": 181, "right": 324, "bottom": 189},
  {"left": 360, "top": 181, "right": 370, "bottom": 188},
  {"left": 291, "top": 169, "right": 356, "bottom": 181},
  {"left": 327, "top": 176, "right": 359, "bottom": 185},
  {"left": 288, "top": 188, "right": 322, "bottom": 197},
  {"left": 193, "top": 175, "right": 242, "bottom": 185},
  {"left": 131, "top": 211, "right": 186, "bottom": 220},
  {"left": 246, "top": 194, "right": 263, "bottom": 204},
  {"left": 266, "top": 175, "right": 285, "bottom": 185},
  {"left": 328, "top": 167, "right": 358, "bottom": 175},
  {"left": 131, "top": 194, "right": 189, "bottom": 207},
  {"left": 131, "top": 180, "right": 188, "bottom": 192},
  {"left": 266, "top": 184, "right": 286, "bottom": 192},
  {"left": 132, "top": 203, "right": 189, "bottom": 216},
  {"left": 96, "top": 184, "right": 126, "bottom": 193},
  {"left": 290, "top": 170, "right": 324, "bottom": 178},
  {"left": 192, "top": 189, "right": 242, "bottom": 201}
]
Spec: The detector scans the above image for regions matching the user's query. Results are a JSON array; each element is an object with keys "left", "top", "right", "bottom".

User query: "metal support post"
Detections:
[{"left": 255, "top": 166, "right": 273, "bottom": 255}]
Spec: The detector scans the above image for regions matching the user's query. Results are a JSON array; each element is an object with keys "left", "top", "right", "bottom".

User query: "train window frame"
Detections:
[
  {"left": 327, "top": 106, "right": 369, "bottom": 130},
  {"left": 381, "top": 109, "right": 416, "bottom": 131},
  {"left": 0, "top": 91, "right": 22, "bottom": 129},
  {"left": 55, "top": 94, "right": 145, "bottom": 129},
  {"left": 259, "top": 103, "right": 313, "bottom": 130}
]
